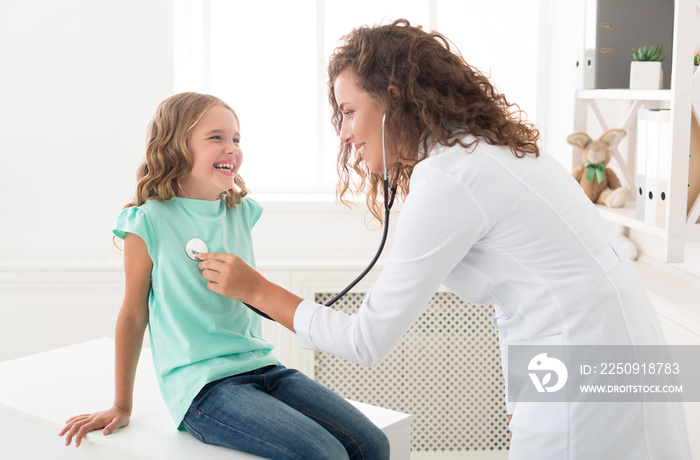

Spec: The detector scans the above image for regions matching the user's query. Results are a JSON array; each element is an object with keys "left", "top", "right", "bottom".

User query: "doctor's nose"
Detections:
[{"left": 339, "top": 122, "right": 353, "bottom": 144}]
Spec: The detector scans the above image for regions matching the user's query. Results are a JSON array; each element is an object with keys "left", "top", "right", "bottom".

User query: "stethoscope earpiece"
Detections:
[{"left": 185, "top": 238, "right": 208, "bottom": 261}]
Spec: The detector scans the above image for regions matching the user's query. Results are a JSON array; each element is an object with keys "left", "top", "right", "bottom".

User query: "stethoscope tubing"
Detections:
[
  {"left": 324, "top": 181, "right": 395, "bottom": 307},
  {"left": 244, "top": 181, "right": 395, "bottom": 320}
]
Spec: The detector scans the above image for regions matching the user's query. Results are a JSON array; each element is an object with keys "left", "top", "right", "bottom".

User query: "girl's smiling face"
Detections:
[
  {"left": 334, "top": 69, "right": 389, "bottom": 174},
  {"left": 181, "top": 105, "right": 242, "bottom": 200}
]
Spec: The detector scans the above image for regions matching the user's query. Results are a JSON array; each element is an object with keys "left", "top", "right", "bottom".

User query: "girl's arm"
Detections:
[{"left": 59, "top": 233, "right": 151, "bottom": 447}]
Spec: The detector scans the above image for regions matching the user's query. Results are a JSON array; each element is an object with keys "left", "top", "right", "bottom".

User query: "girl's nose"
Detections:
[{"left": 226, "top": 140, "right": 239, "bottom": 154}]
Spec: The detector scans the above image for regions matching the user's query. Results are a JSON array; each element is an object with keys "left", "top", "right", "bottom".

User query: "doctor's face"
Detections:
[{"left": 334, "top": 69, "right": 388, "bottom": 174}]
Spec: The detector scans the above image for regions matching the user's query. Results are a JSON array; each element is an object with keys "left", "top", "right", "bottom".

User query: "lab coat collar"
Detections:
[{"left": 419, "top": 131, "right": 477, "bottom": 160}]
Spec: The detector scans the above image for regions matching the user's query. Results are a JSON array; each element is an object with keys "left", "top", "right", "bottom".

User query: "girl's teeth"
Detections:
[{"left": 357, "top": 145, "right": 366, "bottom": 154}]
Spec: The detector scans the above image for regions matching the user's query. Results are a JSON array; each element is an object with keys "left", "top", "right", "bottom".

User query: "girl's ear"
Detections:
[{"left": 387, "top": 85, "right": 401, "bottom": 99}]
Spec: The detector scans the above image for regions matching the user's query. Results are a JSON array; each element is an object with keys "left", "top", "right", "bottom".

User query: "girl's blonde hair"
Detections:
[
  {"left": 327, "top": 19, "right": 540, "bottom": 222},
  {"left": 125, "top": 92, "right": 249, "bottom": 209}
]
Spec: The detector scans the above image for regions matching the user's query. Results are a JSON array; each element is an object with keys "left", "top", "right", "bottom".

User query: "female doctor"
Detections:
[{"left": 196, "top": 20, "right": 692, "bottom": 459}]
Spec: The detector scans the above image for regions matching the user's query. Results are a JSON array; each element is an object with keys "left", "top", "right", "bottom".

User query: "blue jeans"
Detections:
[{"left": 182, "top": 365, "right": 390, "bottom": 459}]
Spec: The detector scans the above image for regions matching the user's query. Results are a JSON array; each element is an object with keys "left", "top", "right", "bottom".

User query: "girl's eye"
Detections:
[
  {"left": 233, "top": 138, "right": 240, "bottom": 144},
  {"left": 210, "top": 135, "right": 222, "bottom": 140}
]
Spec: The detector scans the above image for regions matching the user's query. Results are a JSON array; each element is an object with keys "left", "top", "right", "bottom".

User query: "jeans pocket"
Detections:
[{"left": 182, "top": 414, "right": 206, "bottom": 443}]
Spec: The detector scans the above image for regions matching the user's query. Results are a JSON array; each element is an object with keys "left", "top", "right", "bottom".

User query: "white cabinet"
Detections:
[{"left": 572, "top": 0, "right": 700, "bottom": 262}]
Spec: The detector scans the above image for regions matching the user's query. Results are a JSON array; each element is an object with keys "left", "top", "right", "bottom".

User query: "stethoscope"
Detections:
[{"left": 186, "top": 114, "right": 397, "bottom": 320}]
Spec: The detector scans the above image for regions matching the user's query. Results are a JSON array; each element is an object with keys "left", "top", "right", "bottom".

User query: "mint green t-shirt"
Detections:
[{"left": 113, "top": 196, "right": 279, "bottom": 428}]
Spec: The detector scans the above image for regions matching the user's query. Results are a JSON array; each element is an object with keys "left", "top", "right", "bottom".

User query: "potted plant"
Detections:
[{"left": 629, "top": 45, "right": 667, "bottom": 89}]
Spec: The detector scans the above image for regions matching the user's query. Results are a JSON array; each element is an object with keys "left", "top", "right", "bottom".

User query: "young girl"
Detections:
[{"left": 59, "top": 92, "right": 389, "bottom": 460}]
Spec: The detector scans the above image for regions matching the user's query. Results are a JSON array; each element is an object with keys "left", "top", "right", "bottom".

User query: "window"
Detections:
[{"left": 175, "top": 0, "right": 542, "bottom": 193}]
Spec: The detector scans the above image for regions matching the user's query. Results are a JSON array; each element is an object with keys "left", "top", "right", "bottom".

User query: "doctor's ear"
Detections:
[{"left": 387, "top": 85, "right": 401, "bottom": 99}]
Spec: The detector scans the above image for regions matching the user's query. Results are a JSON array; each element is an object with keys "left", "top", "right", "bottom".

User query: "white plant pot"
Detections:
[{"left": 629, "top": 61, "right": 662, "bottom": 90}]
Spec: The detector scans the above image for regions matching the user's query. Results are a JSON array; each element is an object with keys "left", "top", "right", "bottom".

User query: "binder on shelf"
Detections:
[
  {"left": 644, "top": 110, "right": 660, "bottom": 226},
  {"left": 656, "top": 109, "right": 671, "bottom": 228},
  {"left": 573, "top": 0, "right": 594, "bottom": 89},
  {"left": 574, "top": 49, "right": 596, "bottom": 90},
  {"left": 635, "top": 109, "right": 648, "bottom": 222}
]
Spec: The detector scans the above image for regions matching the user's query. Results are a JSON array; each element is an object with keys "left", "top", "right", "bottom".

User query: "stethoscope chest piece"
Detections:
[{"left": 185, "top": 238, "right": 208, "bottom": 261}]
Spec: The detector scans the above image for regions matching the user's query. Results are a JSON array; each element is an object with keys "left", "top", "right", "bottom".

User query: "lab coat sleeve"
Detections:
[{"left": 294, "top": 163, "right": 489, "bottom": 365}]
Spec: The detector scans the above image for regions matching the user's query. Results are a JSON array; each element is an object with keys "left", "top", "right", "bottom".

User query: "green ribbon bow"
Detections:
[{"left": 584, "top": 162, "right": 606, "bottom": 184}]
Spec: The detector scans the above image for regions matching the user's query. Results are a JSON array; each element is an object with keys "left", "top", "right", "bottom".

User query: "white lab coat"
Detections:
[{"left": 294, "top": 136, "right": 692, "bottom": 459}]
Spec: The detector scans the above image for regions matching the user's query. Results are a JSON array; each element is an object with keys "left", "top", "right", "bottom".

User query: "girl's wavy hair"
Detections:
[
  {"left": 125, "top": 92, "right": 249, "bottom": 209},
  {"left": 327, "top": 19, "right": 540, "bottom": 222}
]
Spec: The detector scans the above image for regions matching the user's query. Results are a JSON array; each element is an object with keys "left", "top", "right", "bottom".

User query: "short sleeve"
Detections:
[
  {"left": 242, "top": 197, "right": 263, "bottom": 228},
  {"left": 113, "top": 205, "right": 152, "bottom": 249}
]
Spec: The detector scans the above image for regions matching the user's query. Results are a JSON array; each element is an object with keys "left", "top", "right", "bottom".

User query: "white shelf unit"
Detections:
[{"left": 572, "top": 0, "right": 700, "bottom": 262}]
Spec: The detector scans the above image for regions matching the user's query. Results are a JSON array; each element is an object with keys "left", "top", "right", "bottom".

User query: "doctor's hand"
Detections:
[
  {"left": 196, "top": 252, "right": 303, "bottom": 331},
  {"left": 196, "top": 253, "right": 261, "bottom": 304}
]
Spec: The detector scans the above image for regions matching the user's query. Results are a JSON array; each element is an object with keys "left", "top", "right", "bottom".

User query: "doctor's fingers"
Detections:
[
  {"left": 199, "top": 261, "right": 240, "bottom": 293},
  {"left": 198, "top": 258, "right": 230, "bottom": 280},
  {"left": 198, "top": 253, "right": 239, "bottom": 270},
  {"left": 195, "top": 252, "right": 240, "bottom": 263},
  {"left": 201, "top": 267, "right": 245, "bottom": 300},
  {"left": 199, "top": 254, "right": 252, "bottom": 278}
]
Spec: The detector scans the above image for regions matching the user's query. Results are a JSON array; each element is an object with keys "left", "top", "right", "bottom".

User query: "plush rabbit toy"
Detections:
[{"left": 567, "top": 129, "right": 632, "bottom": 208}]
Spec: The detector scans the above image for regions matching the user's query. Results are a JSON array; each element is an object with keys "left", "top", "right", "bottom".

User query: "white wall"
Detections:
[
  {"left": 0, "top": 0, "right": 174, "bottom": 266},
  {"left": 0, "top": 0, "right": 174, "bottom": 359}
]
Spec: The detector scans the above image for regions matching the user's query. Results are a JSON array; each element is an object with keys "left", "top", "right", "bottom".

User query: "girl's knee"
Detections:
[
  {"left": 305, "top": 437, "right": 350, "bottom": 460},
  {"left": 370, "top": 429, "right": 391, "bottom": 460},
  {"left": 355, "top": 426, "right": 390, "bottom": 460}
]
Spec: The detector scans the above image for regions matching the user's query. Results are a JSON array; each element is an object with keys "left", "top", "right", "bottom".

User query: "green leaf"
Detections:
[{"left": 632, "top": 44, "right": 666, "bottom": 62}]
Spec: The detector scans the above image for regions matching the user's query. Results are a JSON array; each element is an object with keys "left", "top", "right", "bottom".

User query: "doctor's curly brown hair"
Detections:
[{"left": 327, "top": 19, "right": 540, "bottom": 222}]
